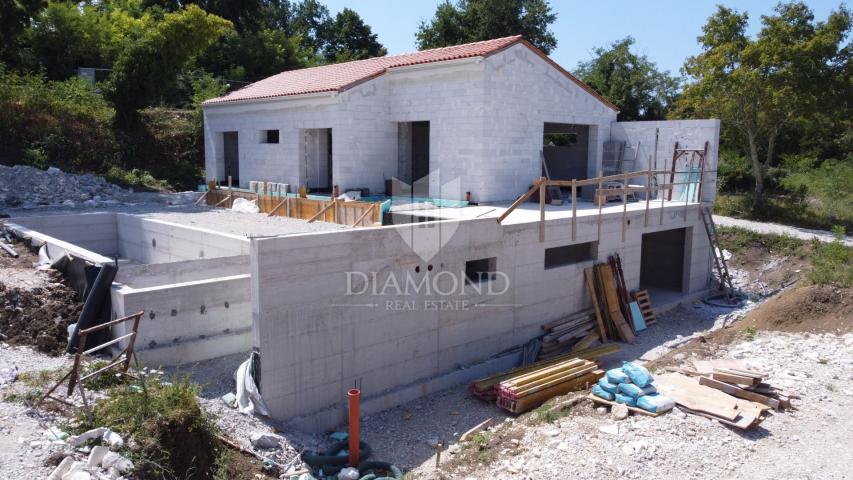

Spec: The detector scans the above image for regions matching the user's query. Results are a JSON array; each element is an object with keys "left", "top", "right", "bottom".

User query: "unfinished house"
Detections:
[{"left": 6, "top": 36, "right": 721, "bottom": 431}]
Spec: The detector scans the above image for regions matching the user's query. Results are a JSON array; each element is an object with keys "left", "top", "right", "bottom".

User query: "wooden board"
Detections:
[
  {"left": 698, "top": 376, "right": 779, "bottom": 410},
  {"left": 587, "top": 395, "right": 663, "bottom": 417},
  {"left": 584, "top": 268, "right": 608, "bottom": 342},
  {"left": 654, "top": 373, "right": 740, "bottom": 421},
  {"left": 676, "top": 405, "right": 758, "bottom": 430},
  {"left": 711, "top": 371, "right": 759, "bottom": 386},
  {"left": 597, "top": 265, "right": 635, "bottom": 343},
  {"left": 692, "top": 359, "right": 749, "bottom": 375}
]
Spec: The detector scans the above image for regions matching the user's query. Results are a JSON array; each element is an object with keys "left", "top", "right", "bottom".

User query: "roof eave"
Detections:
[{"left": 202, "top": 90, "right": 338, "bottom": 108}]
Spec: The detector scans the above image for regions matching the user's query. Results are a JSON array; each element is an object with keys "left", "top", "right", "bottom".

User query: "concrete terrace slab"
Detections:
[
  {"left": 135, "top": 208, "right": 347, "bottom": 237},
  {"left": 390, "top": 198, "right": 700, "bottom": 225}
]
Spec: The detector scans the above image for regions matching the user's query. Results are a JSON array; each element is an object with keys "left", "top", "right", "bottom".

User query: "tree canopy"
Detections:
[
  {"left": 574, "top": 37, "right": 680, "bottom": 121},
  {"left": 675, "top": 2, "right": 852, "bottom": 199},
  {"left": 416, "top": 0, "right": 557, "bottom": 53}
]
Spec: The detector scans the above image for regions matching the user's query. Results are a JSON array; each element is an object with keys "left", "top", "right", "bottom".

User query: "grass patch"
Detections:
[
  {"left": 741, "top": 326, "right": 757, "bottom": 340},
  {"left": 809, "top": 235, "right": 853, "bottom": 287},
  {"left": 714, "top": 191, "right": 853, "bottom": 234},
  {"left": 82, "top": 372, "right": 221, "bottom": 479},
  {"left": 716, "top": 226, "right": 806, "bottom": 256}
]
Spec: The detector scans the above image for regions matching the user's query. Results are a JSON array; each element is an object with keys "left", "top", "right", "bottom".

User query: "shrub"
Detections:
[
  {"left": 88, "top": 371, "right": 221, "bottom": 479},
  {"left": 809, "top": 232, "right": 853, "bottom": 288},
  {"left": 0, "top": 67, "right": 118, "bottom": 171},
  {"left": 716, "top": 149, "right": 753, "bottom": 192}
]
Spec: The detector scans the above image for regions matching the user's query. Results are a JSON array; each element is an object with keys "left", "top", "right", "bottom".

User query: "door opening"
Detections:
[{"left": 223, "top": 131, "right": 239, "bottom": 185}]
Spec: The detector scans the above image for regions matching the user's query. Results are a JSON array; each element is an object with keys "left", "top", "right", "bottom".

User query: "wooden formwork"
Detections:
[{"left": 203, "top": 187, "right": 382, "bottom": 227}]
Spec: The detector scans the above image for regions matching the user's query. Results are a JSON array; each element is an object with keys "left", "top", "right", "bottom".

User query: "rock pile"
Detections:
[{"left": 0, "top": 165, "right": 131, "bottom": 209}]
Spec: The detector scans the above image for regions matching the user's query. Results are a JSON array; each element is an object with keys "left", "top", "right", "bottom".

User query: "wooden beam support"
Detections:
[
  {"left": 307, "top": 199, "right": 336, "bottom": 223},
  {"left": 571, "top": 179, "right": 577, "bottom": 241},
  {"left": 496, "top": 179, "right": 542, "bottom": 224},
  {"left": 539, "top": 180, "right": 545, "bottom": 242}
]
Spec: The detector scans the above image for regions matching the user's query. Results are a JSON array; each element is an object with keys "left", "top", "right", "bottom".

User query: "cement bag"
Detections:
[
  {"left": 618, "top": 382, "right": 657, "bottom": 399},
  {"left": 614, "top": 393, "right": 637, "bottom": 407},
  {"left": 606, "top": 368, "right": 630, "bottom": 385},
  {"left": 597, "top": 378, "right": 619, "bottom": 395},
  {"left": 592, "top": 384, "right": 615, "bottom": 401},
  {"left": 622, "top": 361, "right": 654, "bottom": 387},
  {"left": 636, "top": 393, "right": 675, "bottom": 413}
]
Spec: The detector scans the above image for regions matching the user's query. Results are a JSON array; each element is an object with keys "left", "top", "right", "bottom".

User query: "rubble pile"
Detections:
[{"left": 0, "top": 165, "right": 131, "bottom": 209}]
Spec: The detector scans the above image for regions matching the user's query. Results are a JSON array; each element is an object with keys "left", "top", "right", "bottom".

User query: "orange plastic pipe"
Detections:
[{"left": 348, "top": 388, "right": 361, "bottom": 466}]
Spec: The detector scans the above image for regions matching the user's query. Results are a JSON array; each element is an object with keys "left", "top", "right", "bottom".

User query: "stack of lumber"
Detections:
[
  {"left": 584, "top": 259, "right": 636, "bottom": 343},
  {"left": 537, "top": 309, "right": 600, "bottom": 360},
  {"left": 657, "top": 359, "right": 794, "bottom": 430},
  {"left": 470, "top": 343, "right": 619, "bottom": 402},
  {"left": 495, "top": 358, "right": 603, "bottom": 414},
  {"left": 691, "top": 359, "right": 794, "bottom": 410}
]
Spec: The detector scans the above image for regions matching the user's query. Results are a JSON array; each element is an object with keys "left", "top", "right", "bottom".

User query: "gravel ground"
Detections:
[
  {"left": 713, "top": 214, "right": 853, "bottom": 246},
  {"left": 418, "top": 330, "right": 853, "bottom": 480},
  {"left": 0, "top": 344, "right": 73, "bottom": 480}
]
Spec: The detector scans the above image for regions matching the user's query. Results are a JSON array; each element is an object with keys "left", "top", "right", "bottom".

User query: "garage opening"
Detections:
[
  {"left": 223, "top": 131, "right": 239, "bottom": 185},
  {"left": 640, "top": 228, "right": 687, "bottom": 294}
]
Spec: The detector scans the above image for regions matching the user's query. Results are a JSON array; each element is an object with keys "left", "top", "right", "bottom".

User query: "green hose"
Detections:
[
  {"left": 358, "top": 460, "right": 403, "bottom": 480},
  {"left": 300, "top": 440, "right": 372, "bottom": 477}
]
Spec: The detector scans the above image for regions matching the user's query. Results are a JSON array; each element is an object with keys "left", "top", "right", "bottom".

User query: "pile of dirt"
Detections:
[
  {"left": 735, "top": 284, "right": 852, "bottom": 334},
  {"left": 648, "top": 283, "right": 852, "bottom": 371},
  {"left": 0, "top": 278, "right": 82, "bottom": 355}
]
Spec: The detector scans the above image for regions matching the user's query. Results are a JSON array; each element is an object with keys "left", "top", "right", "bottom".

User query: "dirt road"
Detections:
[{"left": 713, "top": 215, "right": 853, "bottom": 246}]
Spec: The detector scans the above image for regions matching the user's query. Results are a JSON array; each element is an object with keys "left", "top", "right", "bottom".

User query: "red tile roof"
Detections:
[{"left": 203, "top": 36, "right": 618, "bottom": 111}]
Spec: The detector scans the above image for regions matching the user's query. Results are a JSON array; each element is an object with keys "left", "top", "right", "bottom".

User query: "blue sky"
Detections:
[{"left": 323, "top": 1, "right": 842, "bottom": 75}]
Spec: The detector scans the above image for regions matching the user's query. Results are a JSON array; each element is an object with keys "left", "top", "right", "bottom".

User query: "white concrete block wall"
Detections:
[
  {"left": 610, "top": 119, "right": 721, "bottom": 204},
  {"left": 201, "top": 48, "right": 623, "bottom": 203},
  {"left": 252, "top": 205, "right": 711, "bottom": 430},
  {"left": 480, "top": 44, "right": 618, "bottom": 202}
]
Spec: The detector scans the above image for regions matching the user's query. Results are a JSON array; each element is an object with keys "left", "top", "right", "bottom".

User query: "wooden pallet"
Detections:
[
  {"left": 587, "top": 394, "right": 664, "bottom": 417},
  {"left": 632, "top": 289, "right": 656, "bottom": 325}
]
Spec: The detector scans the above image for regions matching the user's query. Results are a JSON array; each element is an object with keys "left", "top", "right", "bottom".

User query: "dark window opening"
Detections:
[
  {"left": 263, "top": 129, "right": 279, "bottom": 144},
  {"left": 544, "top": 242, "right": 597, "bottom": 269},
  {"left": 465, "top": 257, "right": 496, "bottom": 284}
]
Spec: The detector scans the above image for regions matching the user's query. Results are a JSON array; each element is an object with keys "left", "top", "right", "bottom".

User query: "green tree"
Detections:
[
  {"left": 324, "top": 8, "right": 386, "bottom": 62},
  {"left": 23, "top": 1, "right": 155, "bottom": 79},
  {"left": 0, "top": 0, "right": 45, "bottom": 65},
  {"left": 676, "top": 3, "right": 851, "bottom": 201},
  {"left": 290, "top": 0, "right": 331, "bottom": 55},
  {"left": 416, "top": 0, "right": 557, "bottom": 54},
  {"left": 103, "top": 4, "right": 232, "bottom": 124},
  {"left": 575, "top": 37, "right": 680, "bottom": 121}
]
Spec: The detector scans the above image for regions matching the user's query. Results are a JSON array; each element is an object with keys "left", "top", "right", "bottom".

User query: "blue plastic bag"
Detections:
[
  {"left": 606, "top": 368, "right": 630, "bottom": 385},
  {"left": 618, "top": 382, "right": 657, "bottom": 399},
  {"left": 592, "top": 384, "right": 615, "bottom": 401},
  {"left": 597, "top": 378, "right": 619, "bottom": 394},
  {"left": 614, "top": 393, "right": 637, "bottom": 407},
  {"left": 636, "top": 393, "right": 675, "bottom": 413},
  {"left": 622, "top": 361, "right": 654, "bottom": 387}
]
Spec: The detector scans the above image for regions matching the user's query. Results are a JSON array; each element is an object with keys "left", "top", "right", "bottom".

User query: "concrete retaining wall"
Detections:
[
  {"left": 252, "top": 203, "right": 711, "bottom": 430},
  {"left": 115, "top": 214, "right": 249, "bottom": 263},
  {"left": 11, "top": 212, "right": 118, "bottom": 257},
  {"left": 112, "top": 273, "right": 252, "bottom": 366}
]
